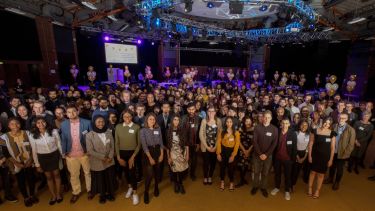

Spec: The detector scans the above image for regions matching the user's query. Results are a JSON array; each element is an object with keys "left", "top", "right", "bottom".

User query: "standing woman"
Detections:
[
  {"left": 199, "top": 106, "right": 222, "bottom": 185},
  {"left": 29, "top": 117, "right": 63, "bottom": 205},
  {"left": 1, "top": 117, "right": 37, "bottom": 207},
  {"left": 86, "top": 115, "right": 116, "bottom": 204},
  {"left": 140, "top": 113, "right": 164, "bottom": 204},
  {"left": 217, "top": 117, "right": 240, "bottom": 191},
  {"left": 236, "top": 116, "right": 254, "bottom": 187},
  {"left": 115, "top": 110, "right": 141, "bottom": 205},
  {"left": 348, "top": 111, "right": 374, "bottom": 174},
  {"left": 166, "top": 115, "right": 189, "bottom": 194},
  {"left": 292, "top": 120, "right": 310, "bottom": 188},
  {"left": 307, "top": 117, "right": 336, "bottom": 199}
]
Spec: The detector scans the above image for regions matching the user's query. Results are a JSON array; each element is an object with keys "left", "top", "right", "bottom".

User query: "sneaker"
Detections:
[
  {"left": 285, "top": 192, "right": 291, "bottom": 201},
  {"left": 132, "top": 194, "right": 139, "bottom": 205},
  {"left": 208, "top": 178, "right": 213, "bottom": 185},
  {"left": 271, "top": 188, "right": 280, "bottom": 196},
  {"left": 125, "top": 188, "right": 133, "bottom": 199}
]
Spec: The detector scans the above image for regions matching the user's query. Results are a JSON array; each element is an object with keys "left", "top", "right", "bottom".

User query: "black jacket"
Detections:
[{"left": 276, "top": 129, "right": 297, "bottom": 160}]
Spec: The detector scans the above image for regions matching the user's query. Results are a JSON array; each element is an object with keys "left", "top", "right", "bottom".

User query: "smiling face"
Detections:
[
  {"left": 172, "top": 116, "right": 180, "bottom": 127},
  {"left": 8, "top": 119, "right": 21, "bottom": 133},
  {"left": 226, "top": 118, "right": 233, "bottom": 128},
  {"left": 147, "top": 115, "right": 156, "bottom": 128},
  {"left": 36, "top": 119, "right": 47, "bottom": 131},
  {"left": 95, "top": 117, "right": 105, "bottom": 130}
]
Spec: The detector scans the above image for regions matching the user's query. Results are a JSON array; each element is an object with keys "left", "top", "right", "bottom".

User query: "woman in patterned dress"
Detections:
[
  {"left": 166, "top": 115, "right": 189, "bottom": 194},
  {"left": 236, "top": 116, "right": 254, "bottom": 187}
]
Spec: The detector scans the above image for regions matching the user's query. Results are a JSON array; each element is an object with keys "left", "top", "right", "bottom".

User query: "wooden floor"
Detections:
[{"left": 1, "top": 167, "right": 375, "bottom": 211}]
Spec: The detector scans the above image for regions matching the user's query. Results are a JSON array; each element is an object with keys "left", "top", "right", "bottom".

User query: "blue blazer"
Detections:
[{"left": 60, "top": 118, "right": 92, "bottom": 155}]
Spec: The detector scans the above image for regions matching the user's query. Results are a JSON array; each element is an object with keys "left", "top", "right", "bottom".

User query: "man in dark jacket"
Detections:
[{"left": 270, "top": 118, "right": 297, "bottom": 200}]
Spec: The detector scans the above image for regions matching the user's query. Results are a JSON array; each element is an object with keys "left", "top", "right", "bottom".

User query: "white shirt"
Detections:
[
  {"left": 296, "top": 131, "right": 309, "bottom": 151},
  {"left": 28, "top": 129, "right": 62, "bottom": 167}
]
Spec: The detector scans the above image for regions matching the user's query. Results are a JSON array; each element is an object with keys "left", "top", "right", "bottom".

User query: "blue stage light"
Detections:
[
  {"left": 259, "top": 5, "right": 268, "bottom": 12},
  {"left": 207, "top": 2, "right": 214, "bottom": 8}
]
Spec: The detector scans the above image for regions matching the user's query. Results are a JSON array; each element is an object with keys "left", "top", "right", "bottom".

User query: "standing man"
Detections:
[
  {"left": 251, "top": 110, "right": 278, "bottom": 197},
  {"left": 270, "top": 118, "right": 297, "bottom": 200},
  {"left": 324, "top": 113, "right": 355, "bottom": 190},
  {"left": 181, "top": 102, "right": 201, "bottom": 181},
  {"left": 60, "top": 105, "right": 92, "bottom": 203},
  {"left": 157, "top": 102, "right": 172, "bottom": 181}
]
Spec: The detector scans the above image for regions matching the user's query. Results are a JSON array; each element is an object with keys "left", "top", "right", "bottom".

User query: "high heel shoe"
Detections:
[
  {"left": 220, "top": 181, "right": 225, "bottom": 191},
  {"left": 307, "top": 187, "right": 313, "bottom": 197},
  {"left": 313, "top": 191, "right": 320, "bottom": 199},
  {"left": 229, "top": 183, "right": 234, "bottom": 192}
]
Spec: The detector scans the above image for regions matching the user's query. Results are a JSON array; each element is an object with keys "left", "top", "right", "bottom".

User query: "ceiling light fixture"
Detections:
[
  {"left": 4, "top": 7, "right": 26, "bottom": 15},
  {"left": 82, "top": 1, "right": 98, "bottom": 10}
]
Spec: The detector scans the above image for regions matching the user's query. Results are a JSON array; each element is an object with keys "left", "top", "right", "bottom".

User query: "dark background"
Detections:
[
  {"left": 0, "top": 11, "right": 42, "bottom": 61},
  {"left": 180, "top": 41, "right": 248, "bottom": 67},
  {"left": 269, "top": 41, "right": 351, "bottom": 88}
]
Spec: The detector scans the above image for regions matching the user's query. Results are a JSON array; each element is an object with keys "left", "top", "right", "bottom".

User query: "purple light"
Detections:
[
  {"left": 137, "top": 39, "right": 142, "bottom": 44},
  {"left": 104, "top": 36, "right": 109, "bottom": 41}
]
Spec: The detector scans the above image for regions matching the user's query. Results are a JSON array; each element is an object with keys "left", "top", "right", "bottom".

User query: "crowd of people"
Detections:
[{"left": 0, "top": 71, "right": 374, "bottom": 207}]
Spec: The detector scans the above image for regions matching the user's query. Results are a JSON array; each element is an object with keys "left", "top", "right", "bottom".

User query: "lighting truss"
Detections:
[
  {"left": 155, "top": 15, "right": 303, "bottom": 40},
  {"left": 79, "top": 25, "right": 332, "bottom": 44},
  {"left": 136, "top": 0, "right": 318, "bottom": 21}
]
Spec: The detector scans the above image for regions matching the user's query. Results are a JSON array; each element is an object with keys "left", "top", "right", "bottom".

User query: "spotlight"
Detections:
[
  {"left": 104, "top": 36, "right": 110, "bottom": 41},
  {"left": 259, "top": 5, "right": 268, "bottom": 12},
  {"left": 309, "top": 24, "right": 315, "bottom": 29},
  {"left": 137, "top": 39, "right": 142, "bottom": 44},
  {"left": 207, "top": 2, "right": 214, "bottom": 8},
  {"left": 184, "top": 0, "right": 193, "bottom": 13},
  {"left": 151, "top": 42, "right": 155, "bottom": 45}
]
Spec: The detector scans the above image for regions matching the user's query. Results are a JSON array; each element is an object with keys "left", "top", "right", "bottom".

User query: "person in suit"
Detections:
[
  {"left": 91, "top": 97, "right": 116, "bottom": 121},
  {"left": 156, "top": 102, "right": 172, "bottom": 181},
  {"left": 86, "top": 115, "right": 116, "bottom": 204},
  {"left": 60, "top": 105, "right": 92, "bottom": 204}
]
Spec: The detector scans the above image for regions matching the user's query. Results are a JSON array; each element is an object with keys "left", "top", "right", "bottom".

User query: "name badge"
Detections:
[
  {"left": 287, "top": 141, "right": 292, "bottom": 145},
  {"left": 229, "top": 138, "right": 234, "bottom": 142},
  {"left": 129, "top": 129, "right": 135, "bottom": 134},
  {"left": 326, "top": 138, "right": 331, "bottom": 143},
  {"left": 191, "top": 124, "right": 195, "bottom": 128},
  {"left": 154, "top": 131, "right": 159, "bottom": 135},
  {"left": 359, "top": 127, "right": 364, "bottom": 131},
  {"left": 266, "top": 132, "right": 272, "bottom": 137},
  {"left": 82, "top": 130, "right": 88, "bottom": 135}
]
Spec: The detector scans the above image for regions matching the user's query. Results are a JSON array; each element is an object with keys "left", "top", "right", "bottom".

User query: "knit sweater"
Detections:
[{"left": 114, "top": 122, "right": 141, "bottom": 157}]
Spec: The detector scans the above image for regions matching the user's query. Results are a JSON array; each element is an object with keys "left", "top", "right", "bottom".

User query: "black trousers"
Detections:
[
  {"left": 135, "top": 153, "right": 143, "bottom": 182},
  {"left": 16, "top": 167, "right": 36, "bottom": 198},
  {"left": 292, "top": 151, "right": 310, "bottom": 186},
  {"left": 189, "top": 145, "right": 198, "bottom": 178},
  {"left": 203, "top": 151, "right": 217, "bottom": 178},
  {"left": 274, "top": 159, "right": 293, "bottom": 192},
  {"left": 144, "top": 146, "right": 161, "bottom": 193},
  {"left": 329, "top": 154, "right": 346, "bottom": 183},
  {"left": 219, "top": 146, "right": 235, "bottom": 182},
  {"left": 91, "top": 166, "right": 116, "bottom": 197},
  {"left": 0, "top": 166, "right": 13, "bottom": 197},
  {"left": 172, "top": 171, "right": 186, "bottom": 184},
  {"left": 119, "top": 150, "right": 137, "bottom": 190}
]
